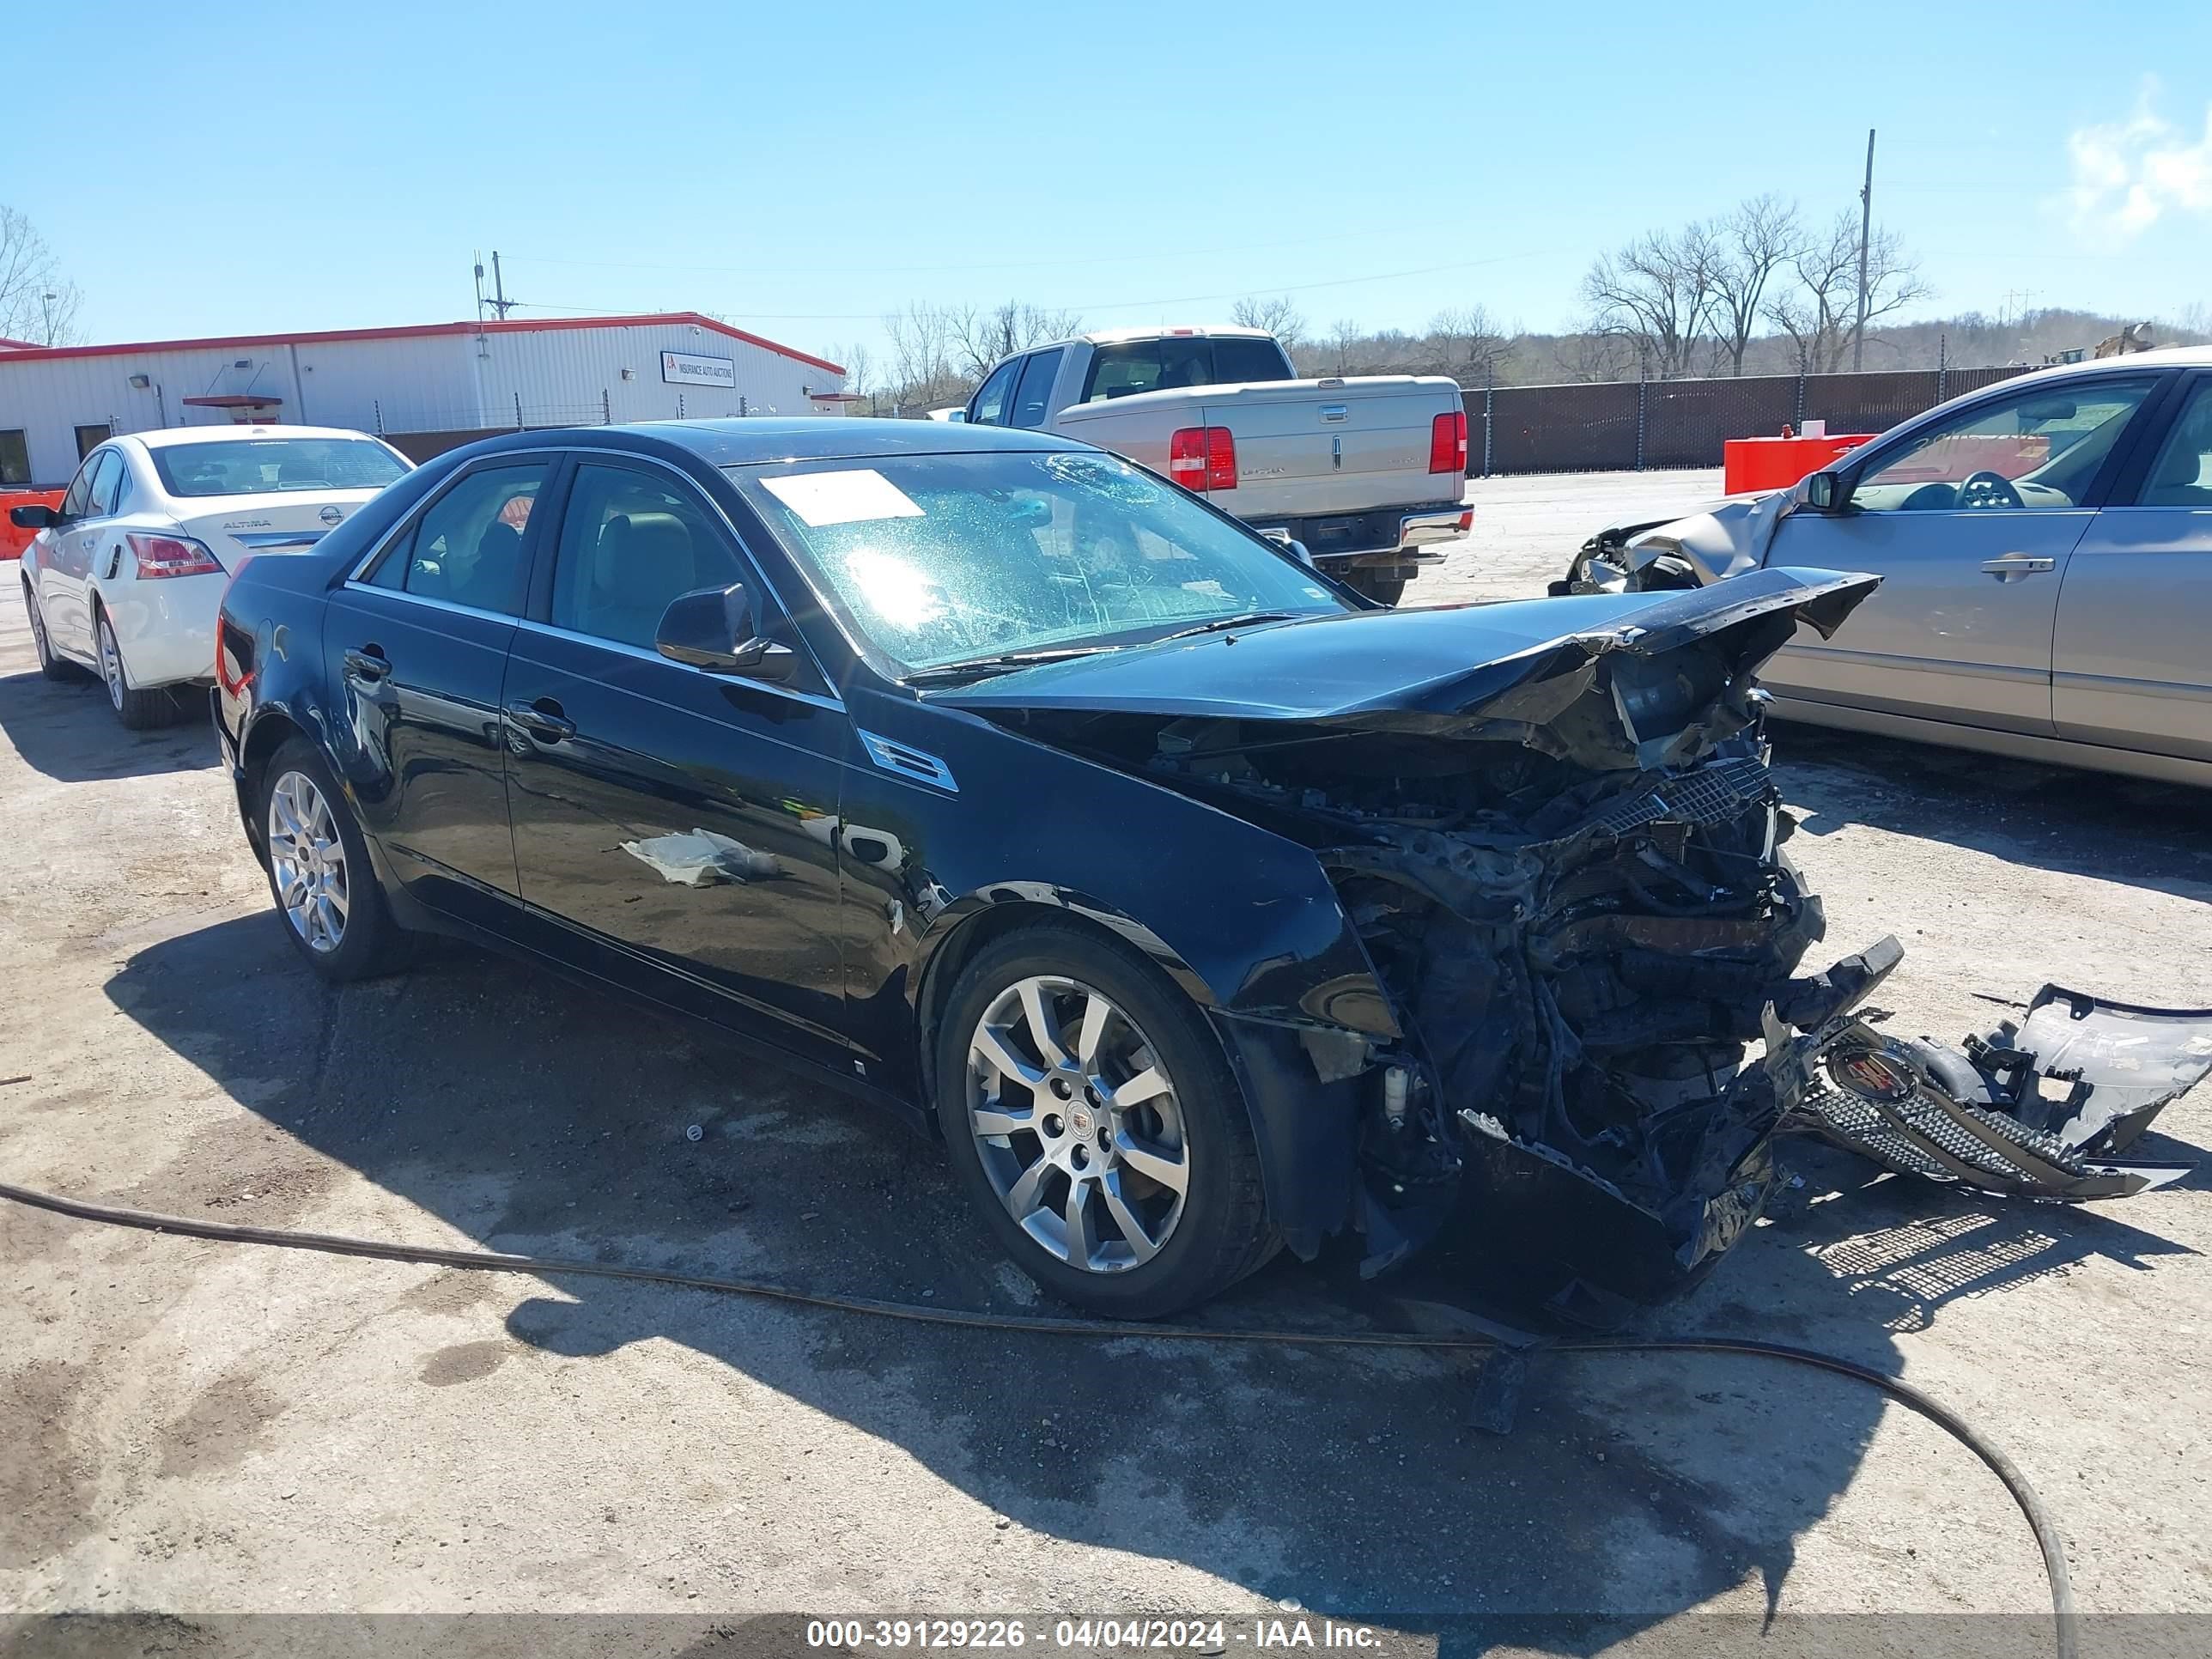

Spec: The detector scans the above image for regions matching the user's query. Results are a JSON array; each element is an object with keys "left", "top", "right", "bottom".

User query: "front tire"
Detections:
[
  {"left": 934, "top": 924, "right": 1273, "bottom": 1319},
  {"left": 95, "top": 608, "right": 176, "bottom": 729},
  {"left": 23, "top": 582, "right": 76, "bottom": 682},
  {"left": 258, "top": 738, "right": 412, "bottom": 981}
]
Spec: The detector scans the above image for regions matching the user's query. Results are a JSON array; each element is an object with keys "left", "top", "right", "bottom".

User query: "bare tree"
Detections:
[
  {"left": 1551, "top": 330, "right": 1639, "bottom": 383},
  {"left": 1231, "top": 295, "right": 1306, "bottom": 348},
  {"left": 0, "top": 206, "right": 84, "bottom": 345},
  {"left": 1761, "top": 210, "right": 1931, "bottom": 374},
  {"left": 1426, "top": 305, "right": 1511, "bottom": 384},
  {"left": 882, "top": 301, "right": 969, "bottom": 411},
  {"left": 1710, "top": 195, "right": 1802, "bottom": 376},
  {"left": 953, "top": 301, "right": 1083, "bottom": 380},
  {"left": 1329, "top": 318, "right": 1361, "bottom": 374},
  {"left": 1580, "top": 221, "right": 1723, "bottom": 378},
  {"left": 829, "top": 340, "right": 877, "bottom": 412}
]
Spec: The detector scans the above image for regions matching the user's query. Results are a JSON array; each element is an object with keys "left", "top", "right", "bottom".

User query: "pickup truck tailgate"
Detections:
[{"left": 1200, "top": 376, "right": 1460, "bottom": 520}]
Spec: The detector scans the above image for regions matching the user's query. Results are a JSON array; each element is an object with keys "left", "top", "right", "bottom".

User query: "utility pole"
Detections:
[
  {"left": 1851, "top": 128, "right": 1875, "bottom": 372},
  {"left": 489, "top": 251, "right": 514, "bottom": 319},
  {"left": 472, "top": 254, "right": 486, "bottom": 324}
]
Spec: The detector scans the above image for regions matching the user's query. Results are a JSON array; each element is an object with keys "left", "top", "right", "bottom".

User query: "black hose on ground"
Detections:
[{"left": 1, "top": 1177, "right": 2076, "bottom": 1659}]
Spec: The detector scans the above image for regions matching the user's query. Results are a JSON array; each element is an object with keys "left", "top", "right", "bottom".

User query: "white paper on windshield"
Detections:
[{"left": 760, "top": 469, "right": 925, "bottom": 528}]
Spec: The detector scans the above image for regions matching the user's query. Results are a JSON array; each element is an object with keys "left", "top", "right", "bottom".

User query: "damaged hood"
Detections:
[
  {"left": 937, "top": 567, "right": 1877, "bottom": 729},
  {"left": 1589, "top": 489, "right": 1799, "bottom": 588}
]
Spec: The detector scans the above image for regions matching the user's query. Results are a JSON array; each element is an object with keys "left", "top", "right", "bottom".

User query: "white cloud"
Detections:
[{"left": 2063, "top": 80, "right": 2212, "bottom": 240}]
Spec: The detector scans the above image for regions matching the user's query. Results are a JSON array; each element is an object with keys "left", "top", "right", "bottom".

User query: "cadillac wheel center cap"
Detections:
[{"left": 1071, "top": 1107, "right": 1094, "bottom": 1134}]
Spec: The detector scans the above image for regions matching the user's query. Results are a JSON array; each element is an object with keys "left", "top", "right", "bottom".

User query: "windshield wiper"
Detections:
[
  {"left": 902, "top": 646, "right": 1115, "bottom": 687},
  {"left": 1155, "top": 611, "right": 1304, "bottom": 642}
]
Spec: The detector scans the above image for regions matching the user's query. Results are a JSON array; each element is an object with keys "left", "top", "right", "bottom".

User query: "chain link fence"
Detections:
[{"left": 1468, "top": 364, "right": 2033, "bottom": 476}]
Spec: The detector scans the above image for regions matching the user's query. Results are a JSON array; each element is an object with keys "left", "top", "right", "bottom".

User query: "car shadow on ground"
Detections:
[
  {"left": 89, "top": 907, "right": 2201, "bottom": 1653},
  {"left": 0, "top": 670, "right": 216, "bottom": 782},
  {"left": 1774, "top": 722, "right": 2212, "bottom": 906}
]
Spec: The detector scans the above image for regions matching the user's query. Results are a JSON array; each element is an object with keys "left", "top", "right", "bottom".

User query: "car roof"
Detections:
[
  {"left": 520, "top": 416, "right": 1093, "bottom": 468},
  {"left": 129, "top": 423, "right": 392, "bottom": 450}
]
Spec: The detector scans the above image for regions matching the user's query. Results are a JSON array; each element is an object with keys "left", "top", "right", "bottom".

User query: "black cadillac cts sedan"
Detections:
[{"left": 215, "top": 418, "right": 1883, "bottom": 1320}]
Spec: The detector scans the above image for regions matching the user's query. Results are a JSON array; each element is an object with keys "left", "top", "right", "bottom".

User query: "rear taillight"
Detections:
[
  {"left": 1430, "top": 409, "right": 1468, "bottom": 475},
  {"left": 1167, "top": 426, "right": 1237, "bottom": 493},
  {"left": 129, "top": 532, "right": 223, "bottom": 579}
]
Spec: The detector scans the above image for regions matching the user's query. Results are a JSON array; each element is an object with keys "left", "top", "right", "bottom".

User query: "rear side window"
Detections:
[
  {"left": 86, "top": 451, "right": 125, "bottom": 516},
  {"left": 1079, "top": 337, "right": 1291, "bottom": 403},
  {"left": 2137, "top": 381, "right": 2212, "bottom": 507},
  {"left": 969, "top": 358, "right": 1020, "bottom": 426},
  {"left": 1011, "top": 349, "right": 1064, "bottom": 428},
  {"left": 369, "top": 462, "right": 548, "bottom": 617}
]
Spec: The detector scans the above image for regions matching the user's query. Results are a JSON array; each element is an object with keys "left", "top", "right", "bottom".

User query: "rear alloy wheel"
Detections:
[
  {"left": 24, "top": 584, "right": 75, "bottom": 682},
  {"left": 936, "top": 925, "right": 1273, "bottom": 1318},
  {"left": 258, "top": 738, "right": 411, "bottom": 981},
  {"left": 96, "top": 610, "right": 174, "bottom": 729}
]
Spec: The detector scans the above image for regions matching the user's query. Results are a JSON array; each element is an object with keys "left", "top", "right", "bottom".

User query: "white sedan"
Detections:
[{"left": 12, "top": 425, "right": 412, "bottom": 728}]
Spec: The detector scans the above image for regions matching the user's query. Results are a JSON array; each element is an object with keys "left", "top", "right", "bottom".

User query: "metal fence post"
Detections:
[
  {"left": 1481, "top": 380, "right": 1494, "bottom": 477},
  {"left": 1793, "top": 373, "right": 1806, "bottom": 430},
  {"left": 1936, "top": 333, "right": 1948, "bottom": 404},
  {"left": 1634, "top": 371, "right": 1648, "bottom": 471},
  {"left": 374, "top": 398, "right": 383, "bottom": 435},
  {"left": 602, "top": 388, "right": 612, "bottom": 424},
  {"left": 514, "top": 392, "right": 524, "bottom": 429}
]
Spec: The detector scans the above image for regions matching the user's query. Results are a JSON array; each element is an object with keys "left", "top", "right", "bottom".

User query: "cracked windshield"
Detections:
[{"left": 732, "top": 450, "right": 1346, "bottom": 672}]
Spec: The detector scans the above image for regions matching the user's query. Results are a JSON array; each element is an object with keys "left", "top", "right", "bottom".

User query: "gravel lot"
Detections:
[{"left": 5, "top": 469, "right": 2211, "bottom": 1651}]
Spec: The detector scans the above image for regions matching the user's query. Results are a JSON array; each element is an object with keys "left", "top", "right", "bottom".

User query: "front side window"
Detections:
[
  {"left": 730, "top": 448, "right": 1346, "bottom": 674},
  {"left": 59, "top": 454, "right": 99, "bottom": 519},
  {"left": 151, "top": 437, "right": 408, "bottom": 499},
  {"left": 372, "top": 461, "right": 547, "bottom": 617},
  {"left": 2136, "top": 381, "right": 2212, "bottom": 508},
  {"left": 969, "top": 358, "right": 1020, "bottom": 426},
  {"left": 1850, "top": 377, "right": 2156, "bottom": 512},
  {"left": 0, "top": 429, "right": 29, "bottom": 487},
  {"left": 550, "top": 465, "right": 747, "bottom": 649}
]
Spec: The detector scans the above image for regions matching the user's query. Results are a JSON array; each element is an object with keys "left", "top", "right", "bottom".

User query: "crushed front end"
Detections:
[{"left": 1127, "top": 574, "right": 1900, "bottom": 1316}]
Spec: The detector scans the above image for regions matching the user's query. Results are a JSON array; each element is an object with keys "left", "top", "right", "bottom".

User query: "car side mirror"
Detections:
[
  {"left": 654, "top": 583, "right": 795, "bottom": 682},
  {"left": 9, "top": 503, "right": 60, "bottom": 530},
  {"left": 1803, "top": 471, "right": 1846, "bottom": 513}
]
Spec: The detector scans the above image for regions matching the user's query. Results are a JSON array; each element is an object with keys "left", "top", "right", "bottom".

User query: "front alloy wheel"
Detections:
[
  {"left": 267, "top": 769, "right": 349, "bottom": 954},
  {"left": 966, "top": 975, "right": 1191, "bottom": 1272}
]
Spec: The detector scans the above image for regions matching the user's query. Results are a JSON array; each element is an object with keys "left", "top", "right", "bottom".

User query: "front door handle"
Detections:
[
  {"left": 343, "top": 646, "right": 390, "bottom": 683},
  {"left": 1979, "top": 554, "right": 2057, "bottom": 582},
  {"left": 506, "top": 697, "right": 575, "bottom": 742}
]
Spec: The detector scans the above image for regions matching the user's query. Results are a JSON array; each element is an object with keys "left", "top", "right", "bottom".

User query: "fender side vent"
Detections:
[{"left": 858, "top": 729, "right": 957, "bottom": 793}]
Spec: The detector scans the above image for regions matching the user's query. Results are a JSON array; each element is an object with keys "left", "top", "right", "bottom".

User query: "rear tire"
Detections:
[
  {"left": 23, "top": 582, "right": 76, "bottom": 682},
  {"left": 257, "top": 738, "right": 413, "bottom": 981},
  {"left": 933, "top": 922, "right": 1274, "bottom": 1320},
  {"left": 95, "top": 608, "right": 176, "bottom": 729}
]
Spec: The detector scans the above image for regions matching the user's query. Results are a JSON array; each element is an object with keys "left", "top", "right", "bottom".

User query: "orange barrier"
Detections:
[
  {"left": 1723, "top": 432, "right": 1876, "bottom": 495},
  {"left": 1, "top": 490, "right": 65, "bottom": 561}
]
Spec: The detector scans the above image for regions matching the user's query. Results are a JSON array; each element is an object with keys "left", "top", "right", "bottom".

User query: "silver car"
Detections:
[{"left": 1559, "top": 347, "right": 2212, "bottom": 786}]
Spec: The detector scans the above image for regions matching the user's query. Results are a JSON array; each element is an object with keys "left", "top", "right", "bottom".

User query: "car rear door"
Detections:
[
  {"left": 324, "top": 453, "right": 555, "bottom": 924},
  {"left": 41, "top": 449, "right": 118, "bottom": 653},
  {"left": 1759, "top": 373, "right": 2163, "bottom": 735},
  {"left": 2051, "top": 372, "right": 2212, "bottom": 763},
  {"left": 500, "top": 455, "right": 854, "bottom": 1071}
]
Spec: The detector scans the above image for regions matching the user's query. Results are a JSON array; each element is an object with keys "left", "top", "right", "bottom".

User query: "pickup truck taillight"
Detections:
[
  {"left": 1430, "top": 410, "right": 1468, "bottom": 475},
  {"left": 1168, "top": 426, "right": 1237, "bottom": 493}
]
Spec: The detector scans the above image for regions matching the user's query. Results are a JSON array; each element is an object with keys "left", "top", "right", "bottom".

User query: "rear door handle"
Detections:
[
  {"left": 343, "top": 646, "right": 390, "bottom": 683},
  {"left": 505, "top": 697, "right": 574, "bottom": 742}
]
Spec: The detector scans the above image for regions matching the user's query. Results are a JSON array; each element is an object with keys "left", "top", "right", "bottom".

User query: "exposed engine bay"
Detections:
[{"left": 956, "top": 570, "right": 2209, "bottom": 1315}]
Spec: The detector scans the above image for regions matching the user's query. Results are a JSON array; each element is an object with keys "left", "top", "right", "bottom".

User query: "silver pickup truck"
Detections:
[{"left": 963, "top": 325, "right": 1470, "bottom": 604}]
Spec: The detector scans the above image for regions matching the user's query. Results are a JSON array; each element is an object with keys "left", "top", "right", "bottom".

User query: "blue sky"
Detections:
[{"left": 9, "top": 1, "right": 2209, "bottom": 369}]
